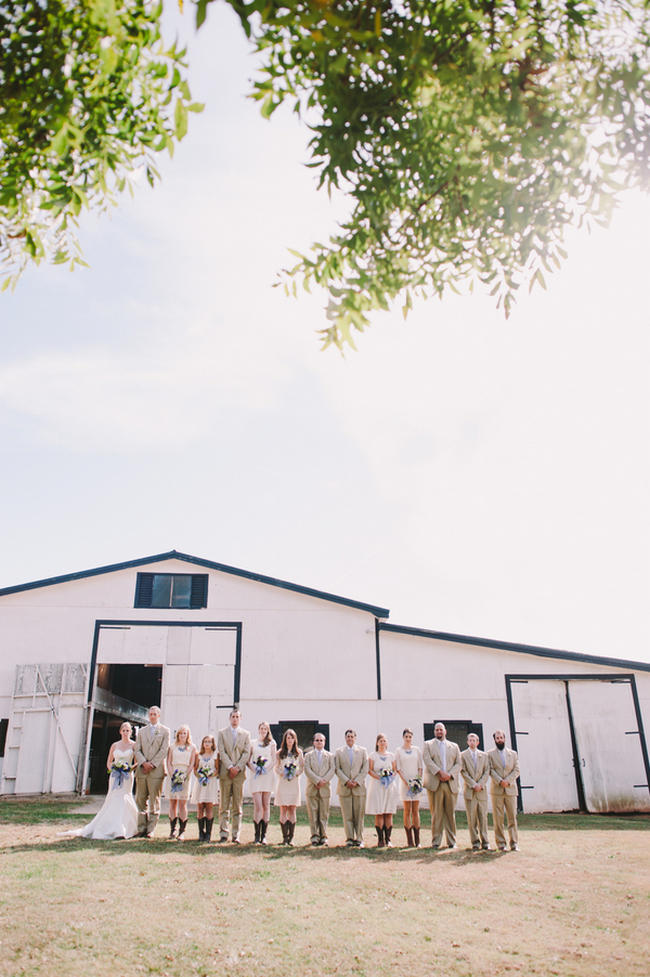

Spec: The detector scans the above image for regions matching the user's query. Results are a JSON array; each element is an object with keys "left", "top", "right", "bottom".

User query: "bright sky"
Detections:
[{"left": 2, "top": 5, "right": 648, "bottom": 663}]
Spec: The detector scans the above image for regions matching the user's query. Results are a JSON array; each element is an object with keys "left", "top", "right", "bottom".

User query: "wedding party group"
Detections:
[{"left": 66, "top": 707, "right": 521, "bottom": 852}]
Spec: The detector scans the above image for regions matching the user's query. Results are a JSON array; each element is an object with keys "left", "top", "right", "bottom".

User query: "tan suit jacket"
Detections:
[
  {"left": 460, "top": 748, "right": 490, "bottom": 798},
  {"left": 422, "top": 738, "right": 461, "bottom": 793},
  {"left": 134, "top": 723, "right": 170, "bottom": 773},
  {"left": 218, "top": 726, "right": 252, "bottom": 775},
  {"left": 488, "top": 747, "right": 520, "bottom": 795},
  {"left": 304, "top": 748, "right": 335, "bottom": 794},
  {"left": 335, "top": 745, "right": 368, "bottom": 797}
]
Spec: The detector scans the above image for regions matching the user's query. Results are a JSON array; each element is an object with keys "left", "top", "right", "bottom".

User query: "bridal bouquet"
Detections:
[
  {"left": 283, "top": 761, "right": 297, "bottom": 781},
  {"left": 170, "top": 769, "right": 186, "bottom": 793},
  {"left": 110, "top": 758, "right": 132, "bottom": 787},
  {"left": 407, "top": 776, "right": 423, "bottom": 798},
  {"left": 380, "top": 769, "right": 395, "bottom": 788},
  {"left": 253, "top": 756, "right": 268, "bottom": 777}
]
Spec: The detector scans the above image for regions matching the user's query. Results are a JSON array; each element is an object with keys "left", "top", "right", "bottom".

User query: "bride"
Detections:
[{"left": 65, "top": 721, "right": 139, "bottom": 839}]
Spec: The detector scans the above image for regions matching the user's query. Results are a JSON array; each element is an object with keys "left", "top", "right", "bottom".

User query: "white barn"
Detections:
[{"left": 1, "top": 550, "right": 648, "bottom": 814}]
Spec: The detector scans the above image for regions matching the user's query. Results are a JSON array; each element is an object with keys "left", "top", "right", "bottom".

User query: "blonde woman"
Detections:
[
  {"left": 248, "top": 721, "right": 276, "bottom": 845},
  {"left": 274, "top": 728, "right": 304, "bottom": 845},
  {"left": 193, "top": 735, "right": 219, "bottom": 842},
  {"left": 166, "top": 725, "right": 196, "bottom": 840}
]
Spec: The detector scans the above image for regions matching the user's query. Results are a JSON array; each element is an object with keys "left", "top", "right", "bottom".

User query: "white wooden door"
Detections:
[
  {"left": 568, "top": 680, "right": 649, "bottom": 813},
  {"left": 509, "top": 679, "right": 580, "bottom": 812}
]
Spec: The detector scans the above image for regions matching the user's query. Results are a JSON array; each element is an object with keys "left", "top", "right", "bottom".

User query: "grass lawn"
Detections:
[{"left": 0, "top": 797, "right": 648, "bottom": 977}]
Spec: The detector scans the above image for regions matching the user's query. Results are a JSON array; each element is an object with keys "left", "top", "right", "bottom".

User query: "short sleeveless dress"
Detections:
[
  {"left": 249, "top": 739, "right": 276, "bottom": 793},
  {"left": 274, "top": 751, "right": 304, "bottom": 806},
  {"left": 167, "top": 745, "right": 194, "bottom": 800},
  {"left": 192, "top": 753, "right": 219, "bottom": 804},
  {"left": 395, "top": 745, "right": 424, "bottom": 801},
  {"left": 365, "top": 751, "right": 399, "bottom": 815}
]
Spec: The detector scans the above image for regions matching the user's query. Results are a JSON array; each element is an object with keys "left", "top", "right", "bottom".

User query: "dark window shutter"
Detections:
[
  {"left": 135, "top": 573, "right": 154, "bottom": 608},
  {"left": 189, "top": 575, "right": 208, "bottom": 608}
]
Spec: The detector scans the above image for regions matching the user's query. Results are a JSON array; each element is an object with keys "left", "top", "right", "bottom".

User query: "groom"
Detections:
[{"left": 134, "top": 705, "right": 170, "bottom": 838}]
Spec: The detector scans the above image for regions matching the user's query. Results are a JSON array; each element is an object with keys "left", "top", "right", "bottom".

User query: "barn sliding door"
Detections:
[
  {"left": 509, "top": 679, "right": 580, "bottom": 812},
  {"left": 568, "top": 680, "right": 648, "bottom": 813},
  {"left": 508, "top": 674, "right": 649, "bottom": 814}
]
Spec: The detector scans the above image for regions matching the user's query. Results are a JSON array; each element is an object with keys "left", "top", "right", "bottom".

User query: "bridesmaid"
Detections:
[
  {"left": 248, "top": 721, "right": 276, "bottom": 845},
  {"left": 167, "top": 725, "right": 196, "bottom": 841},
  {"left": 274, "top": 728, "right": 304, "bottom": 845},
  {"left": 395, "top": 728, "right": 424, "bottom": 847},
  {"left": 366, "top": 733, "right": 399, "bottom": 847},
  {"left": 193, "top": 734, "right": 219, "bottom": 842}
]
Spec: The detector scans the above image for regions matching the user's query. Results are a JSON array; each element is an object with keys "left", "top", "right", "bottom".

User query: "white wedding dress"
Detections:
[{"left": 65, "top": 747, "right": 139, "bottom": 840}]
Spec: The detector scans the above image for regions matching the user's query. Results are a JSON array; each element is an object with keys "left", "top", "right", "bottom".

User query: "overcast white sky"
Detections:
[{"left": 2, "top": 5, "right": 648, "bottom": 663}]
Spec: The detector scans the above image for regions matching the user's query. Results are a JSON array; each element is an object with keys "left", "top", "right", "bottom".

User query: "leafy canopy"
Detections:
[
  {"left": 2, "top": 1, "right": 650, "bottom": 348},
  {"left": 0, "top": 0, "right": 201, "bottom": 287}
]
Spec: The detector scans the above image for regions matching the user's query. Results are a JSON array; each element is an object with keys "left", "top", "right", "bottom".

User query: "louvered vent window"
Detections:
[{"left": 135, "top": 573, "right": 208, "bottom": 609}]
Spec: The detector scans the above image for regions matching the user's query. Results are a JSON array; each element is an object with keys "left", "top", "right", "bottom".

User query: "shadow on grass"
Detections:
[
  {"left": 2, "top": 797, "right": 648, "bottom": 836},
  {"left": 2, "top": 835, "right": 513, "bottom": 869}
]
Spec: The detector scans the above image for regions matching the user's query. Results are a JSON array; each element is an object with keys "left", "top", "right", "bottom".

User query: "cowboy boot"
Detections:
[
  {"left": 413, "top": 827, "right": 421, "bottom": 848},
  {"left": 168, "top": 817, "right": 178, "bottom": 839},
  {"left": 405, "top": 826, "right": 414, "bottom": 847},
  {"left": 254, "top": 821, "right": 261, "bottom": 844},
  {"left": 197, "top": 816, "right": 205, "bottom": 841},
  {"left": 287, "top": 822, "right": 295, "bottom": 846},
  {"left": 205, "top": 818, "right": 214, "bottom": 843},
  {"left": 178, "top": 819, "right": 188, "bottom": 841},
  {"left": 376, "top": 826, "right": 384, "bottom": 848},
  {"left": 385, "top": 826, "right": 393, "bottom": 848},
  {"left": 260, "top": 820, "right": 268, "bottom": 845}
]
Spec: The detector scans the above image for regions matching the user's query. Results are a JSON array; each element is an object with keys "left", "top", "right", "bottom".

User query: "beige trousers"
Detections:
[
  {"left": 464, "top": 789, "right": 489, "bottom": 846},
  {"left": 491, "top": 792, "right": 518, "bottom": 848},
  {"left": 306, "top": 784, "right": 331, "bottom": 842},
  {"left": 340, "top": 790, "right": 365, "bottom": 843},
  {"left": 219, "top": 772, "right": 246, "bottom": 840},
  {"left": 135, "top": 770, "right": 165, "bottom": 834},
  {"left": 427, "top": 782, "right": 457, "bottom": 847}
]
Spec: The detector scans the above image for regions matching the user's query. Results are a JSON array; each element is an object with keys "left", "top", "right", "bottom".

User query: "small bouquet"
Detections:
[
  {"left": 283, "top": 761, "right": 297, "bottom": 781},
  {"left": 407, "top": 776, "right": 423, "bottom": 798},
  {"left": 170, "top": 769, "right": 186, "bottom": 793},
  {"left": 253, "top": 756, "right": 268, "bottom": 777},
  {"left": 110, "top": 758, "right": 131, "bottom": 788},
  {"left": 380, "top": 768, "right": 394, "bottom": 788},
  {"left": 197, "top": 762, "right": 212, "bottom": 788}
]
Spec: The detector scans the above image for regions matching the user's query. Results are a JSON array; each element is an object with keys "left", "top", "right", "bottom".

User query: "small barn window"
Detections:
[
  {"left": 423, "top": 720, "right": 485, "bottom": 750},
  {"left": 271, "top": 721, "right": 330, "bottom": 752},
  {"left": 134, "top": 573, "right": 208, "bottom": 609}
]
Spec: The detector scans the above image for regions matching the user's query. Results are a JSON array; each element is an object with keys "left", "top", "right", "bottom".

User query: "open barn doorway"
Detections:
[{"left": 87, "top": 663, "right": 162, "bottom": 792}]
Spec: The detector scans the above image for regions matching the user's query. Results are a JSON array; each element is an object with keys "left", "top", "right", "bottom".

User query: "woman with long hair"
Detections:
[
  {"left": 248, "top": 721, "right": 276, "bottom": 844},
  {"left": 274, "top": 728, "right": 304, "bottom": 845},
  {"left": 166, "top": 725, "right": 196, "bottom": 841},
  {"left": 366, "top": 733, "right": 399, "bottom": 847}
]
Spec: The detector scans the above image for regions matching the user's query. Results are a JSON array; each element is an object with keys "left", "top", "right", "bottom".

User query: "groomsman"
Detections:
[
  {"left": 134, "top": 705, "right": 170, "bottom": 838},
  {"left": 304, "top": 732, "right": 335, "bottom": 846},
  {"left": 460, "top": 733, "right": 490, "bottom": 851},
  {"left": 334, "top": 729, "right": 369, "bottom": 847},
  {"left": 423, "top": 722, "right": 462, "bottom": 849},
  {"left": 488, "top": 729, "right": 521, "bottom": 851},
  {"left": 217, "top": 709, "right": 252, "bottom": 843}
]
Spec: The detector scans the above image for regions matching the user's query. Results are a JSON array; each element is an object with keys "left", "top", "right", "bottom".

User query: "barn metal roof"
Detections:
[{"left": 0, "top": 549, "right": 391, "bottom": 618}]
